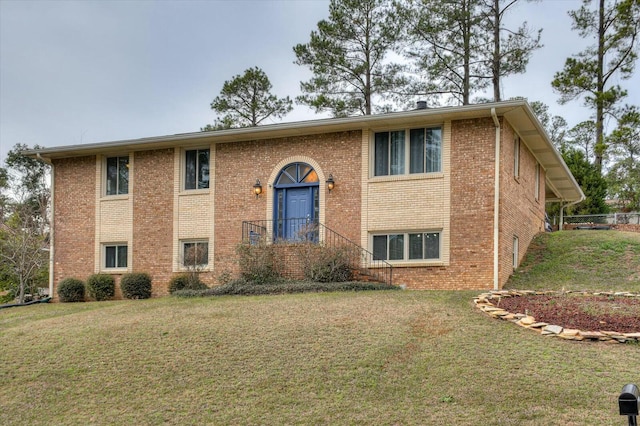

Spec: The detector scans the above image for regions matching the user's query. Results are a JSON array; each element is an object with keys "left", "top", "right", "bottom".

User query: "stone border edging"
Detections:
[{"left": 474, "top": 290, "right": 640, "bottom": 343}]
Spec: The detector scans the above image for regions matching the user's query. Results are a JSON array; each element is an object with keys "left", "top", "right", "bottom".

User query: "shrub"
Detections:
[
  {"left": 168, "top": 273, "right": 208, "bottom": 294},
  {"left": 298, "top": 243, "right": 354, "bottom": 283},
  {"left": 57, "top": 278, "right": 85, "bottom": 302},
  {"left": 236, "top": 242, "right": 282, "bottom": 284},
  {"left": 171, "top": 279, "right": 401, "bottom": 297},
  {"left": 86, "top": 274, "right": 115, "bottom": 301},
  {"left": 120, "top": 273, "right": 152, "bottom": 299}
]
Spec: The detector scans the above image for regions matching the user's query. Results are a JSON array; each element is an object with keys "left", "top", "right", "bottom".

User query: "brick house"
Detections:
[{"left": 28, "top": 100, "right": 583, "bottom": 299}]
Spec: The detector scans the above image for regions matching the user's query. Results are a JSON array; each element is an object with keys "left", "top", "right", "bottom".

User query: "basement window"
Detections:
[
  {"left": 104, "top": 244, "right": 128, "bottom": 269},
  {"left": 182, "top": 240, "right": 209, "bottom": 267},
  {"left": 372, "top": 231, "right": 441, "bottom": 261}
]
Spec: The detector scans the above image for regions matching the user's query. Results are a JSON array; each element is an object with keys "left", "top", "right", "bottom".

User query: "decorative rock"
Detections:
[
  {"left": 475, "top": 290, "right": 640, "bottom": 344},
  {"left": 579, "top": 331, "right": 606, "bottom": 340},
  {"left": 543, "top": 324, "right": 563, "bottom": 335},
  {"left": 529, "top": 322, "right": 549, "bottom": 328},
  {"left": 519, "top": 316, "right": 536, "bottom": 326}
]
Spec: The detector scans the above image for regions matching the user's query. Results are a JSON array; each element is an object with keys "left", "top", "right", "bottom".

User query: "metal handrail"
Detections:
[{"left": 241, "top": 219, "right": 393, "bottom": 285}]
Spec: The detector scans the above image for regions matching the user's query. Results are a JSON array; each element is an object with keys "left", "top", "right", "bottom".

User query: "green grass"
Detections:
[
  {"left": 506, "top": 230, "right": 640, "bottom": 292},
  {"left": 2, "top": 230, "right": 640, "bottom": 425}
]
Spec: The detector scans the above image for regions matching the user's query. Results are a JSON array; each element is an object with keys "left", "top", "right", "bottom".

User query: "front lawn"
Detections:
[{"left": 1, "top": 290, "right": 638, "bottom": 425}]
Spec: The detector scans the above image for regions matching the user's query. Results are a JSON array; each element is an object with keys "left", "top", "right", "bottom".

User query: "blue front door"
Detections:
[
  {"left": 274, "top": 162, "right": 320, "bottom": 241},
  {"left": 285, "top": 187, "right": 311, "bottom": 240}
]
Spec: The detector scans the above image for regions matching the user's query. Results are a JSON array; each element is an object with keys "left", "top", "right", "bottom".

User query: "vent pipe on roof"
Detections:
[{"left": 416, "top": 101, "right": 427, "bottom": 110}]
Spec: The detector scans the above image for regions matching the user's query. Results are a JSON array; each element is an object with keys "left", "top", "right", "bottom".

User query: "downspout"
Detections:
[
  {"left": 491, "top": 108, "right": 500, "bottom": 291},
  {"left": 560, "top": 197, "right": 585, "bottom": 231},
  {"left": 37, "top": 153, "right": 55, "bottom": 298}
]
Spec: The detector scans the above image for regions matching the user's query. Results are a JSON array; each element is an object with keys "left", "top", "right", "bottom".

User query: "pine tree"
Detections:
[
  {"left": 294, "top": 0, "right": 406, "bottom": 116},
  {"left": 552, "top": 0, "right": 640, "bottom": 169},
  {"left": 204, "top": 67, "right": 292, "bottom": 130}
]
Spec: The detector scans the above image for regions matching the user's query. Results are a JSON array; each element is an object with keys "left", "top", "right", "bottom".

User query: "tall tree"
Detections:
[
  {"left": 401, "top": 0, "right": 487, "bottom": 105},
  {"left": 402, "top": 0, "right": 541, "bottom": 105},
  {"left": 0, "top": 211, "right": 48, "bottom": 304},
  {"left": 4, "top": 144, "right": 50, "bottom": 234},
  {"left": 606, "top": 104, "right": 640, "bottom": 210},
  {"left": 530, "top": 100, "right": 569, "bottom": 150},
  {"left": 562, "top": 148, "right": 610, "bottom": 215},
  {"left": 480, "top": 0, "right": 543, "bottom": 102},
  {"left": 294, "top": 0, "right": 405, "bottom": 116},
  {"left": 552, "top": 0, "right": 640, "bottom": 169},
  {"left": 203, "top": 67, "right": 292, "bottom": 130},
  {"left": 567, "top": 121, "right": 597, "bottom": 160},
  {"left": 1, "top": 144, "right": 51, "bottom": 303}
]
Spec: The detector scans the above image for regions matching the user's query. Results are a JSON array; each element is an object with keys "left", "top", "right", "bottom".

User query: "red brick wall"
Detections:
[
  {"left": 52, "top": 156, "right": 96, "bottom": 300},
  {"left": 50, "top": 118, "right": 551, "bottom": 295},
  {"left": 213, "top": 131, "right": 362, "bottom": 278},
  {"left": 498, "top": 122, "right": 546, "bottom": 287},
  {"left": 132, "top": 148, "right": 175, "bottom": 296},
  {"left": 387, "top": 118, "right": 496, "bottom": 290}
]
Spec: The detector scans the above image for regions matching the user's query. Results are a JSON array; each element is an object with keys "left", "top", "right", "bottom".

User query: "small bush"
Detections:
[
  {"left": 57, "top": 278, "right": 85, "bottom": 302},
  {"left": 299, "top": 243, "right": 355, "bottom": 283},
  {"left": 86, "top": 274, "right": 115, "bottom": 301},
  {"left": 120, "top": 273, "right": 152, "bottom": 299},
  {"left": 168, "top": 273, "right": 208, "bottom": 294},
  {"left": 236, "top": 243, "right": 282, "bottom": 284}
]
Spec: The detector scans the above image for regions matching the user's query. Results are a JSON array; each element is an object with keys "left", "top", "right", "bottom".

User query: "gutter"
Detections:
[
  {"left": 560, "top": 196, "right": 586, "bottom": 231},
  {"left": 36, "top": 153, "right": 55, "bottom": 298},
  {"left": 491, "top": 108, "right": 500, "bottom": 291}
]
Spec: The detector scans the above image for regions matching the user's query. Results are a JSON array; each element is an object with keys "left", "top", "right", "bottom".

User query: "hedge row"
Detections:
[
  {"left": 57, "top": 273, "right": 153, "bottom": 302},
  {"left": 173, "top": 279, "right": 400, "bottom": 298}
]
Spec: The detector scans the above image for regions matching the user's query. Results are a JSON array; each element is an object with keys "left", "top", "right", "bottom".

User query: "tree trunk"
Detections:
[
  {"left": 594, "top": 0, "right": 606, "bottom": 170},
  {"left": 492, "top": 0, "right": 501, "bottom": 102},
  {"left": 365, "top": 9, "right": 372, "bottom": 115},
  {"left": 18, "top": 275, "right": 25, "bottom": 304},
  {"left": 462, "top": 0, "right": 471, "bottom": 105}
]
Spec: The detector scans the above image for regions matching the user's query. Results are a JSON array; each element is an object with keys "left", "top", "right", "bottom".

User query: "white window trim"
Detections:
[
  {"left": 513, "top": 236, "right": 519, "bottom": 270},
  {"left": 180, "top": 239, "right": 210, "bottom": 270},
  {"left": 181, "top": 147, "right": 211, "bottom": 193},
  {"left": 101, "top": 243, "right": 129, "bottom": 272},
  {"left": 370, "top": 230, "right": 443, "bottom": 266},
  {"left": 371, "top": 126, "right": 443, "bottom": 179}
]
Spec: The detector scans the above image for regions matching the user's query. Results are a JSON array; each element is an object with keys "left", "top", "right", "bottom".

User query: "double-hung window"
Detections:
[
  {"left": 185, "top": 149, "right": 210, "bottom": 190},
  {"left": 106, "top": 156, "right": 129, "bottom": 195},
  {"left": 373, "top": 231, "right": 441, "bottom": 261},
  {"left": 374, "top": 127, "right": 442, "bottom": 176},
  {"left": 104, "top": 244, "right": 128, "bottom": 269},
  {"left": 182, "top": 241, "right": 209, "bottom": 267}
]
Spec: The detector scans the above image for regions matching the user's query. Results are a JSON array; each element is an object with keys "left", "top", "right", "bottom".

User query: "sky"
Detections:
[{"left": 1, "top": 0, "right": 639, "bottom": 166}]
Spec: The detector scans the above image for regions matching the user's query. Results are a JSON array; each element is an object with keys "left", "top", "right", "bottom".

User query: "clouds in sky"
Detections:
[{"left": 1, "top": 0, "right": 638, "bottom": 164}]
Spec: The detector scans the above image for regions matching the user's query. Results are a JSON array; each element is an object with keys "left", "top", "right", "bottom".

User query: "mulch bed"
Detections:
[{"left": 495, "top": 294, "right": 640, "bottom": 334}]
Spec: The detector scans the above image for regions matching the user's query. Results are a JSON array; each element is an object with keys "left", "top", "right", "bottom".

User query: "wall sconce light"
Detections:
[
  {"left": 326, "top": 174, "right": 335, "bottom": 192},
  {"left": 253, "top": 179, "right": 263, "bottom": 198}
]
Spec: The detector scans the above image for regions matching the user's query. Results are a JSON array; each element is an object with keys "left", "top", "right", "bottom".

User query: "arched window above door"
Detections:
[{"left": 275, "top": 162, "right": 319, "bottom": 186}]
